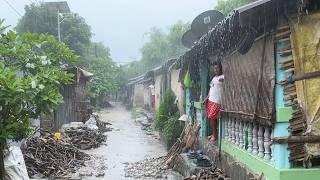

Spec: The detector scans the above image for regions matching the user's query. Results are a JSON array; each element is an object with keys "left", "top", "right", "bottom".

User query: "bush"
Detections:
[
  {"left": 163, "top": 116, "right": 184, "bottom": 147},
  {"left": 155, "top": 90, "right": 182, "bottom": 147},
  {"left": 155, "top": 90, "right": 178, "bottom": 131}
]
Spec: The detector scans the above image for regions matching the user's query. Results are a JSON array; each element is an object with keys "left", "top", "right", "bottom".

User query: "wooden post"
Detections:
[{"left": 200, "top": 60, "right": 208, "bottom": 137}]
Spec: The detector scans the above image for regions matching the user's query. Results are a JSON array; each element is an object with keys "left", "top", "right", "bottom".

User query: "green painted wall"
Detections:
[
  {"left": 222, "top": 140, "right": 320, "bottom": 180},
  {"left": 276, "top": 107, "right": 293, "bottom": 122}
]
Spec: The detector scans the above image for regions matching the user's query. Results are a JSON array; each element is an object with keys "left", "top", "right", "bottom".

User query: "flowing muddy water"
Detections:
[{"left": 82, "top": 102, "right": 183, "bottom": 180}]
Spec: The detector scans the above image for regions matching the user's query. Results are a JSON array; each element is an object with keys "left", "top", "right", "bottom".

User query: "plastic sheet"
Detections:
[
  {"left": 4, "top": 146, "right": 30, "bottom": 180},
  {"left": 290, "top": 12, "right": 320, "bottom": 157}
]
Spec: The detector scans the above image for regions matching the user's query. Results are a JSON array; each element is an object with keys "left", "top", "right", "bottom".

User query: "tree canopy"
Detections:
[
  {"left": 0, "top": 30, "right": 77, "bottom": 158},
  {"left": 15, "top": 3, "right": 92, "bottom": 56},
  {"left": 124, "top": 21, "right": 189, "bottom": 78},
  {"left": 15, "top": 2, "right": 124, "bottom": 100}
]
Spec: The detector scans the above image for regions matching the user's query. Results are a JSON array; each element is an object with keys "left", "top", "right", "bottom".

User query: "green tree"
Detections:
[
  {"left": 0, "top": 31, "right": 77, "bottom": 178},
  {"left": 215, "top": 0, "right": 256, "bottom": 15},
  {"left": 0, "top": 19, "right": 9, "bottom": 34},
  {"left": 87, "top": 58, "right": 119, "bottom": 99},
  {"left": 15, "top": 2, "right": 122, "bottom": 104},
  {"left": 125, "top": 21, "right": 189, "bottom": 78},
  {"left": 15, "top": 2, "right": 92, "bottom": 56},
  {"left": 81, "top": 42, "right": 123, "bottom": 105}
]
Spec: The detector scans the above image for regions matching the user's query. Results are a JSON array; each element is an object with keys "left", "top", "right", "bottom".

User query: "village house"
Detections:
[
  {"left": 127, "top": 0, "right": 320, "bottom": 179},
  {"left": 41, "top": 66, "right": 93, "bottom": 131}
]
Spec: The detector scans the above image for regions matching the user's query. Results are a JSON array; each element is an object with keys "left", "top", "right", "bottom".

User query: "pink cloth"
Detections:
[{"left": 206, "top": 100, "right": 221, "bottom": 120}]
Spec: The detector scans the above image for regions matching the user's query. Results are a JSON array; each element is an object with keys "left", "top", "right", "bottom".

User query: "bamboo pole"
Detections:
[{"left": 272, "top": 136, "right": 320, "bottom": 144}]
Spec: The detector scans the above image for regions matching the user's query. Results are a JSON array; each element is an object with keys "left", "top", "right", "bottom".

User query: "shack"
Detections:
[
  {"left": 127, "top": 75, "right": 145, "bottom": 109},
  {"left": 41, "top": 67, "right": 93, "bottom": 131},
  {"left": 127, "top": 59, "right": 182, "bottom": 112},
  {"left": 126, "top": 1, "right": 320, "bottom": 179},
  {"left": 171, "top": 0, "right": 320, "bottom": 179}
]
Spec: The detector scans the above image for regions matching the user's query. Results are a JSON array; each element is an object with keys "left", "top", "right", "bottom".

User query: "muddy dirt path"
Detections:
[{"left": 83, "top": 102, "right": 176, "bottom": 179}]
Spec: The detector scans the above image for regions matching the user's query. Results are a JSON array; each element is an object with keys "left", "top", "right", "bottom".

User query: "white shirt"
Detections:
[
  {"left": 149, "top": 85, "right": 155, "bottom": 95},
  {"left": 208, "top": 75, "right": 224, "bottom": 104}
]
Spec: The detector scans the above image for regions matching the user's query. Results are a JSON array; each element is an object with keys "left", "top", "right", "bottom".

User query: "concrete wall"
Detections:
[
  {"left": 170, "top": 69, "right": 185, "bottom": 115},
  {"left": 133, "top": 83, "right": 144, "bottom": 107},
  {"left": 154, "top": 75, "right": 162, "bottom": 110},
  {"left": 143, "top": 83, "right": 151, "bottom": 108}
]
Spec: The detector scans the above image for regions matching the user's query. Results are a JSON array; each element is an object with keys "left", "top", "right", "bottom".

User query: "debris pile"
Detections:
[
  {"left": 64, "top": 126, "right": 107, "bottom": 150},
  {"left": 164, "top": 122, "right": 201, "bottom": 167},
  {"left": 124, "top": 157, "right": 167, "bottom": 179},
  {"left": 23, "top": 135, "right": 90, "bottom": 178},
  {"left": 184, "top": 167, "right": 229, "bottom": 180},
  {"left": 92, "top": 113, "right": 113, "bottom": 132}
]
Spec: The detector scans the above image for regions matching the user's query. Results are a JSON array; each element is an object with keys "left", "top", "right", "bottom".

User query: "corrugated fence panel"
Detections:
[
  {"left": 222, "top": 36, "right": 275, "bottom": 126},
  {"left": 55, "top": 85, "right": 76, "bottom": 130}
]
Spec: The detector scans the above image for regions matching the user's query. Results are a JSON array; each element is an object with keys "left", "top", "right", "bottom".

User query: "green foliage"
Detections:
[
  {"left": 0, "top": 31, "right": 76, "bottom": 143},
  {"left": 15, "top": 2, "right": 123, "bottom": 101},
  {"left": 87, "top": 57, "right": 119, "bottom": 97},
  {"left": 163, "top": 116, "right": 184, "bottom": 146},
  {"left": 155, "top": 90, "right": 182, "bottom": 146},
  {"left": 215, "top": 0, "right": 256, "bottom": 15},
  {"left": 155, "top": 90, "right": 179, "bottom": 131},
  {"left": 81, "top": 42, "right": 123, "bottom": 103},
  {"left": 15, "top": 2, "right": 92, "bottom": 56},
  {"left": 124, "top": 21, "right": 190, "bottom": 78},
  {"left": 0, "top": 19, "right": 9, "bottom": 34}
]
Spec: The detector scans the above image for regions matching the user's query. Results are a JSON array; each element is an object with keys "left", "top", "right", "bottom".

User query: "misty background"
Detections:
[{"left": 0, "top": 0, "right": 216, "bottom": 62}]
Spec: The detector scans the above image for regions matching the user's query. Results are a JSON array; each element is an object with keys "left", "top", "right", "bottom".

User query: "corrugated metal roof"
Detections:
[{"left": 235, "top": 0, "right": 272, "bottom": 13}]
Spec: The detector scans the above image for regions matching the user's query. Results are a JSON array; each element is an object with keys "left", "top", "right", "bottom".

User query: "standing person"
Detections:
[
  {"left": 149, "top": 83, "right": 155, "bottom": 109},
  {"left": 202, "top": 62, "right": 224, "bottom": 142}
]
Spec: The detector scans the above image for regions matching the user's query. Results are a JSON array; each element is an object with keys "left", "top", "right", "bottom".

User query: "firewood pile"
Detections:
[
  {"left": 164, "top": 122, "right": 201, "bottom": 167},
  {"left": 64, "top": 126, "right": 107, "bottom": 150},
  {"left": 184, "top": 167, "right": 229, "bottom": 180},
  {"left": 23, "top": 135, "right": 90, "bottom": 178}
]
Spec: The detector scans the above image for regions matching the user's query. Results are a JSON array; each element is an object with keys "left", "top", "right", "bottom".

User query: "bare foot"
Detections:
[{"left": 209, "top": 136, "right": 217, "bottom": 142}]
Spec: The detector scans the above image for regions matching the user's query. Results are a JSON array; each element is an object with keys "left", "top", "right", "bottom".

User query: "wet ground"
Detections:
[{"left": 81, "top": 103, "right": 183, "bottom": 180}]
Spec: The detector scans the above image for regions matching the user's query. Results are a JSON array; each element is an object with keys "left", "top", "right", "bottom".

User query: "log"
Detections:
[
  {"left": 275, "top": 30, "right": 291, "bottom": 40},
  {"left": 292, "top": 71, "right": 320, "bottom": 82},
  {"left": 273, "top": 136, "right": 320, "bottom": 144},
  {"left": 278, "top": 58, "right": 293, "bottom": 64}
]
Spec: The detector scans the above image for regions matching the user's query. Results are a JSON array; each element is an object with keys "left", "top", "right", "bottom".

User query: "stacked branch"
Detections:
[
  {"left": 23, "top": 134, "right": 90, "bottom": 178},
  {"left": 64, "top": 126, "right": 107, "bottom": 150},
  {"left": 184, "top": 167, "right": 228, "bottom": 180},
  {"left": 164, "top": 122, "right": 201, "bottom": 167}
]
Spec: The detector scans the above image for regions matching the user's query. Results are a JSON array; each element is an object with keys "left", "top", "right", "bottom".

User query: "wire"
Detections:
[{"left": 2, "top": 0, "right": 22, "bottom": 17}]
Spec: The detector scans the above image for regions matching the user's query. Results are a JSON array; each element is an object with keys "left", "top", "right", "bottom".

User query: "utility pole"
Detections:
[
  {"left": 57, "top": 11, "right": 73, "bottom": 42},
  {"left": 57, "top": 10, "right": 61, "bottom": 42}
]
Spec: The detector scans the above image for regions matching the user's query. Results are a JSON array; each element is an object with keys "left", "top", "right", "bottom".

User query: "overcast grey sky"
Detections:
[{"left": 0, "top": 0, "right": 216, "bottom": 62}]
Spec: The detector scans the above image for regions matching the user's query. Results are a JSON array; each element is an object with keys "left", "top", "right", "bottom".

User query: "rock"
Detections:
[
  {"left": 95, "top": 171, "right": 105, "bottom": 177},
  {"left": 61, "top": 122, "right": 84, "bottom": 130},
  {"left": 84, "top": 116, "right": 99, "bottom": 130},
  {"left": 69, "top": 177, "right": 81, "bottom": 180},
  {"left": 79, "top": 170, "right": 93, "bottom": 176}
]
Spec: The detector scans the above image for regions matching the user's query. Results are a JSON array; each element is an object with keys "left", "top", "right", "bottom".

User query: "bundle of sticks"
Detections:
[
  {"left": 64, "top": 126, "right": 107, "bottom": 150},
  {"left": 184, "top": 167, "right": 228, "bottom": 180},
  {"left": 164, "top": 122, "right": 201, "bottom": 167},
  {"left": 23, "top": 134, "right": 90, "bottom": 178}
]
